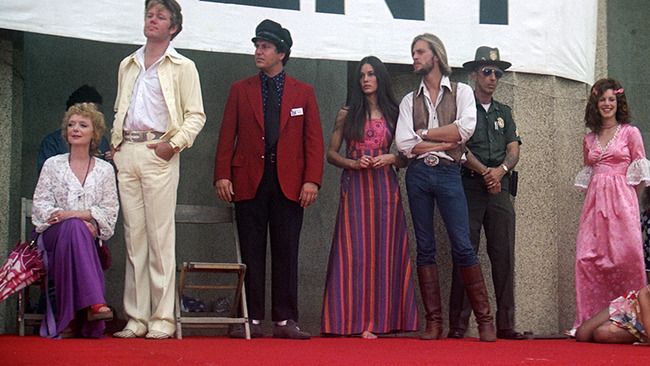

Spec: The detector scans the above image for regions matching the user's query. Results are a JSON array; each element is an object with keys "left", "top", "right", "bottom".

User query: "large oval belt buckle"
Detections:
[{"left": 424, "top": 154, "right": 439, "bottom": 167}]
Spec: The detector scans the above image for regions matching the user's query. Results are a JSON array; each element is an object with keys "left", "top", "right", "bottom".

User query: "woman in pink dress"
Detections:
[{"left": 573, "top": 78, "right": 650, "bottom": 332}]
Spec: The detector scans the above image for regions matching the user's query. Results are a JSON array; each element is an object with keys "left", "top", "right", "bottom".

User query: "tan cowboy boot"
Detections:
[{"left": 417, "top": 264, "right": 443, "bottom": 340}]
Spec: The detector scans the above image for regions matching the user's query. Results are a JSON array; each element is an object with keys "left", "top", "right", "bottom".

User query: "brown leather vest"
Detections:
[{"left": 412, "top": 82, "right": 464, "bottom": 161}]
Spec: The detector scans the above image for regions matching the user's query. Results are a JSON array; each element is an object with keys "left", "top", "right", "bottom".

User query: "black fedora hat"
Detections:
[
  {"left": 463, "top": 46, "right": 511, "bottom": 71},
  {"left": 251, "top": 19, "right": 292, "bottom": 52}
]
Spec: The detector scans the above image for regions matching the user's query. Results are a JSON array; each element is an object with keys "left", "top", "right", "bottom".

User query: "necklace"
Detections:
[
  {"left": 596, "top": 124, "right": 620, "bottom": 161},
  {"left": 69, "top": 155, "right": 92, "bottom": 187}
]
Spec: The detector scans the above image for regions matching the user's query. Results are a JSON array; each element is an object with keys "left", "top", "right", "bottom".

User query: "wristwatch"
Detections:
[
  {"left": 501, "top": 164, "right": 509, "bottom": 173},
  {"left": 417, "top": 129, "right": 428, "bottom": 140}
]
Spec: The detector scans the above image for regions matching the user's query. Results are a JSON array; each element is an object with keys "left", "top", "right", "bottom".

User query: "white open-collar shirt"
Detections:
[
  {"left": 124, "top": 45, "right": 177, "bottom": 133},
  {"left": 395, "top": 75, "right": 476, "bottom": 161}
]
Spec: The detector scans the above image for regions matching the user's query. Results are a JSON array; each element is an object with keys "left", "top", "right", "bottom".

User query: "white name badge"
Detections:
[{"left": 290, "top": 108, "right": 304, "bottom": 116}]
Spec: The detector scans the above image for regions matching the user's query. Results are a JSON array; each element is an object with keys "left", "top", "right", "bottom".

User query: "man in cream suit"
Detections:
[{"left": 111, "top": 0, "right": 205, "bottom": 339}]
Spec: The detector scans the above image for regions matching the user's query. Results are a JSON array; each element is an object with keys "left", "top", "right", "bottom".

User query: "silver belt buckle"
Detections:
[
  {"left": 124, "top": 131, "right": 143, "bottom": 142},
  {"left": 424, "top": 155, "right": 439, "bottom": 167}
]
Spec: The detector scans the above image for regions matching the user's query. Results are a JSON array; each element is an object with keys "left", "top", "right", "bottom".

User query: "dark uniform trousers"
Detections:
[
  {"left": 449, "top": 170, "right": 516, "bottom": 331},
  {"left": 235, "top": 159, "right": 304, "bottom": 322}
]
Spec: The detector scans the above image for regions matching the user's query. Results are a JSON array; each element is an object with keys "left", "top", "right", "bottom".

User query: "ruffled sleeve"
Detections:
[
  {"left": 574, "top": 166, "right": 593, "bottom": 190},
  {"left": 574, "top": 134, "right": 593, "bottom": 190},
  {"left": 626, "top": 125, "right": 650, "bottom": 186},
  {"left": 32, "top": 157, "right": 60, "bottom": 232},
  {"left": 627, "top": 158, "right": 650, "bottom": 186},
  {"left": 89, "top": 160, "right": 119, "bottom": 241}
]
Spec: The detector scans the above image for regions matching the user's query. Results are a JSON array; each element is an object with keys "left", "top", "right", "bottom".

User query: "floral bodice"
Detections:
[
  {"left": 32, "top": 154, "right": 119, "bottom": 240},
  {"left": 347, "top": 118, "right": 392, "bottom": 159}
]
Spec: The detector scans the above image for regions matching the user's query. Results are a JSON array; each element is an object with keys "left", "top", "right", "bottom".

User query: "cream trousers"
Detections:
[{"left": 114, "top": 141, "right": 179, "bottom": 336}]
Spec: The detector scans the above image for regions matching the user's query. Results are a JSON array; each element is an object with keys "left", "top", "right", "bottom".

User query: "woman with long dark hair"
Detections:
[
  {"left": 572, "top": 78, "right": 650, "bottom": 334},
  {"left": 321, "top": 56, "right": 418, "bottom": 338}
]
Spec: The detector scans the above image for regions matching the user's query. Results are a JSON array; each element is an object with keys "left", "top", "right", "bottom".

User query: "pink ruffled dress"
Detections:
[{"left": 573, "top": 124, "right": 650, "bottom": 328}]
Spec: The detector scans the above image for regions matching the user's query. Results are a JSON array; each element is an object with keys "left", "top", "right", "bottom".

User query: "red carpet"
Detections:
[{"left": 1, "top": 335, "right": 648, "bottom": 365}]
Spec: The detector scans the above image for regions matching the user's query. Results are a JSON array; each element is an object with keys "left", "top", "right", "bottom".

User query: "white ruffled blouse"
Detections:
[{"left": 32, "top": 154, "right": 119, "bottom": 240}]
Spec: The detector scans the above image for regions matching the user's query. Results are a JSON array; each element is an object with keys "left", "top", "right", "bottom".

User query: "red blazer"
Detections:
[{"left": 214, "top": 74, "right": 324, "bottom": 202}]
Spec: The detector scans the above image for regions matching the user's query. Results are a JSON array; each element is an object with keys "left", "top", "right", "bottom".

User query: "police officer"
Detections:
[{"left": 447, "top": 46, "right": 525, "bottom": 340}]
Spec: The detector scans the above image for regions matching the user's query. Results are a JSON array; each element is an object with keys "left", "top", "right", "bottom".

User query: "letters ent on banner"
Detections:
[{"left": 0, "top": 0, "right": 597, "bottom": 83}]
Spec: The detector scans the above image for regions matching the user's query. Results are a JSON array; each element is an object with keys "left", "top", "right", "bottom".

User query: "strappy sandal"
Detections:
[{"left": 87, "top": 303, "right": 113, "bottom": 322}]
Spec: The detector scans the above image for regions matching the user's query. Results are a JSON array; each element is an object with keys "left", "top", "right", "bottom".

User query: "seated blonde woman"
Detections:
[
  {"left": 576, "top": 285, "right": 650, "bottom": 344},
  {"left": 32, "top": 103, "right": 118, "bottom": 338}
]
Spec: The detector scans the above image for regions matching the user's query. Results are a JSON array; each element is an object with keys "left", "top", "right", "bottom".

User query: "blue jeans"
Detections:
[{"left": 405, "top": 159, "right": 478, "bottom": 267}]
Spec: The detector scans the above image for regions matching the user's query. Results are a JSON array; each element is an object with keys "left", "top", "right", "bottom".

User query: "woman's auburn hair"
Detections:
[{"left": 584, "top": 78, "right": 630, "bottom": 134}]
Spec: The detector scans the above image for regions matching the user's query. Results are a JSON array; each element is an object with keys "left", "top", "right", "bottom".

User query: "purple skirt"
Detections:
[{"left": 40, "top": 218, "right": 106, "bottom": 338}]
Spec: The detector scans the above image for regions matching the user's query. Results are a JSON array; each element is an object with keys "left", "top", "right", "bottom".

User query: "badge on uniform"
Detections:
[
  {"left": 496, "top": 117, "right": 505, "bottom": 129},
  {"left": 290, "top": 107, "right": 304, "bottom": 116}
]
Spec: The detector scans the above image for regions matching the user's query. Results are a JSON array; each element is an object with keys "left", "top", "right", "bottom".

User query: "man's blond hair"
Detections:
[{"left": 411, "top": 33, "right": 452, "bottom": 76}]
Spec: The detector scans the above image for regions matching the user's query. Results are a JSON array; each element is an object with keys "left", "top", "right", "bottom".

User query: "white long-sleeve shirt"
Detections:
[
  {"left": 124, "top": 45, "right": 172, "bottom": 133},
  {"left": 395, "top": 76, "right": 476, "bottom": 161}
]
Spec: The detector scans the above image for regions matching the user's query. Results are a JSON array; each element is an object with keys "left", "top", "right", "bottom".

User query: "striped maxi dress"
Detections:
[{"left": 321, "top": 118, "right": 418, "bottom": 335}]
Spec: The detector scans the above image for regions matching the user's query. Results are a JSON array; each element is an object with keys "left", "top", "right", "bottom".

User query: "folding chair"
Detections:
[
  {"left": 17, "top": 197, "right": 44, "bottom": 336},
  {"left": 174, "top": 204, "right": 250, "bottom": 339}
]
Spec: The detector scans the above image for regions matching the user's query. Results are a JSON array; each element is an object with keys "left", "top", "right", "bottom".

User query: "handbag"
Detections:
[{"left": 96, "top": 240, "right": 112, "bottom": 271}]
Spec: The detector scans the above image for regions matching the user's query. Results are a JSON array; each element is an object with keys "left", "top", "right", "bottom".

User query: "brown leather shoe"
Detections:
[
  {"left": 497, "top": 329, "right": 528, "bottom": 340},
  {"left": 447, "top": 328, "right": 465, "bottom": 339},
  {"left": 460, "top": 264, "right": 496, "bottom": 342},
  {"left": 417, "top": 265, "right": 443, "bottom": 340},
  {"left": 273, "top": 320, "right": 311, "bottom": 340}
]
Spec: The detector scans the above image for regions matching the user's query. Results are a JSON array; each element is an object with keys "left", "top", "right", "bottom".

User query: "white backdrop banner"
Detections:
[{"left": 0, "top": 0, "right": 597, "bottom": 83}]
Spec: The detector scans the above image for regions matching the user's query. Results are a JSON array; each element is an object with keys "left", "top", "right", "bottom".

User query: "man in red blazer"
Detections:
[{"left": 214, "top": 19, "right": 324, "bottom": 339}]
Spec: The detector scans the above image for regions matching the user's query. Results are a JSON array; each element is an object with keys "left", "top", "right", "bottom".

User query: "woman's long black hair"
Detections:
[{"left": 342, "top": 56, "right": 399, "bottom": 142}]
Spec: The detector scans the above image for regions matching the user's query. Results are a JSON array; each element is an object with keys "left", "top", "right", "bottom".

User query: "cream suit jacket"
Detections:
[{"left": 111, "top": 46, "right": 206, "bottom": 150}]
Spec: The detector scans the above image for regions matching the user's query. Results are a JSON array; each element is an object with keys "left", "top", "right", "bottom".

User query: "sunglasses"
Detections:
[{"left": 480, "top": 67, "right": 504, "bottom": 79}]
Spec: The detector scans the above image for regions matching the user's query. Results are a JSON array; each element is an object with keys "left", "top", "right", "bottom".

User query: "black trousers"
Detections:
[
  {"left": 448, "top": 173, "right": 516, "bottom": 331},
  {"left": 235, "top": 161, "right": 304, "bottom": 322}
]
